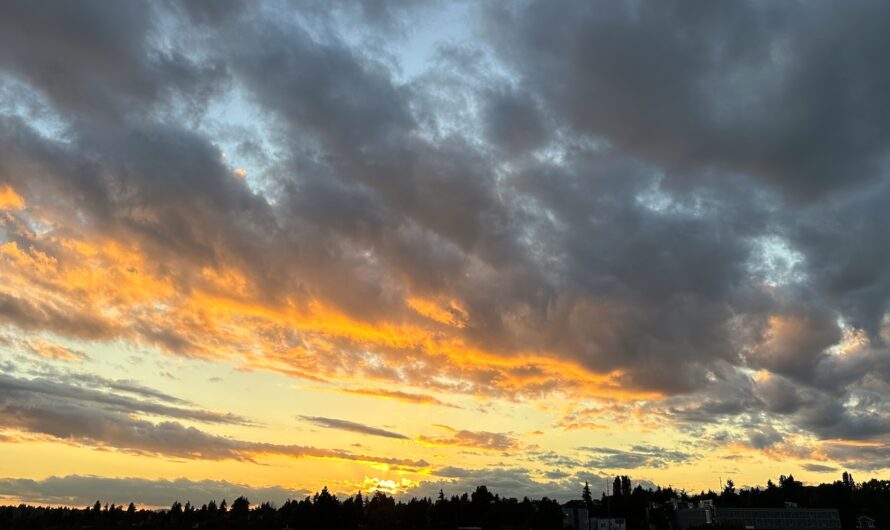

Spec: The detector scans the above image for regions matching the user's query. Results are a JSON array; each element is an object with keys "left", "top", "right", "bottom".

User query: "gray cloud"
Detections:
[
  {"left": 0, "top": 474, "right": 306, "bottom": 508},
  {"left": 0, "top": 373, "right": 427, "bottom": 468},
  {"left": 484, "top": 0, "right": 890, "bottom": 198},
  {"left": 417, "top": 466, "right": 654, "bottom": 502},
  {"left": 0, "top": 373, "right": 250, "bottom": 426},
  {"left": 0, "top": 0, "right": 889, "bottom": 459},
  {"left": 0, "top": 1, "right": 226, "bottom": 125},
  {"left": 822, "top": 441, "right": 890, "bottom": 472},
  {"left": 802, "top": 463, "right": 837, "bottom": 474},
  {"left": 578, "top": 445, "right": 695, "bottom": 470},
  {"left": 299, "top": 415, "right": 408, "bottom": 439}
]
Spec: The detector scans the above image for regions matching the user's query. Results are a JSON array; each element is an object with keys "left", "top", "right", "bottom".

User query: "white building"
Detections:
[{"left": 591, "top": 518, "right": 627, "bottom": 530}]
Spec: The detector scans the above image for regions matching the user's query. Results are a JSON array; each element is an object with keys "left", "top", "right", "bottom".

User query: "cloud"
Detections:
[
  {"left": 822, "top": 441, "right": 890, "bottom": 472},
  {"left": 0, "top": 372, "right": 428, "bottom": 469},
  {"left": 578, "top": 445, "right": 695, "bottom": 470},
  {"left": 0, "top": 335, "right": 87, "bottom": 362},
  {"left": 299, "top": 416, "right": 408, "bottom": 439},
  {"left": 0, "top": 0, "right": 889, "bottom": 473},
  {"left": 0, "top": 475, "right": 306, "bottom": 508},
  {"left": 484, "top": 0, "right": 890, "bottom": 198},
  {"left": 0, "top": 185, "right": 24, "bottom": 210},
  {"left": 802, "top": 463, "right": 837, "bottom": 473},
  {"left": 0, "top": 1, "right": 226, "bottom": 124},
  {"left": 334, "top": 387, "right": 459, "bottom": 408},
  {"left": 418, "top": 425, "right": 520, "bottom": 451},
  {"left": 0, "top": 372, "right": 249, "bottom": 426},
  {"left": 415, "top": 466, "right": 652, "bottom": 502}
]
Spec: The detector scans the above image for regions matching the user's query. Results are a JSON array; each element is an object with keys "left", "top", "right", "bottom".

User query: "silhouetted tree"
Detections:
[{"left": 231, "top": 496, "right": 250, "bottom": 519}]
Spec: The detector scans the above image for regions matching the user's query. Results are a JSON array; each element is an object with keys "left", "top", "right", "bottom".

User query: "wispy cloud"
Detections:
[
  {"left": 334, "top": 387, "right": 460, "bottom": 408},
  {"left": 577, "top": 445, "right": 696, "bottom": 470},
  {"left": 299, "top": 415, "right": 408, "bottom": 439},
  {"left": 0, "top": 373, "right": 428, "bottom": 468},
  {"left": 418, "top": 425, "right": 520, "bottom": 451}
]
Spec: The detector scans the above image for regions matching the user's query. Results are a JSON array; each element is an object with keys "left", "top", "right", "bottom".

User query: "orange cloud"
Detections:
[
  {"left": 332, "top": 387, "right": 460, "bottom": 408},
  {"left": 417, "top": 425, "right": 521, "bottom": 451},
  {"left": 19, "top": 338, "right": 87, "bottom": 361},
  {"left": 0, "top": 185, "right": 24, "bottom": 210},
  {"left": 407, "top": 296, "right": 468, "bottom": 328},
  {"left": 0, "top": 213, "right": 661, "bottom": 408}
]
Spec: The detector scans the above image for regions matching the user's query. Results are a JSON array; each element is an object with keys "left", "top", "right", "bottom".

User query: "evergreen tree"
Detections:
[
  {"left": 621, "top": 476, "right": 632, "bottom": 497},
  {"left": 231, "top": 496, "right": 250, "bottom": 519}
]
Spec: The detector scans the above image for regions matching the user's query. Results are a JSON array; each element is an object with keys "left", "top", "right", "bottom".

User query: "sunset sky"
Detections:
[{"left": 1, "top": 0, "right": 890, "bottom": 508}]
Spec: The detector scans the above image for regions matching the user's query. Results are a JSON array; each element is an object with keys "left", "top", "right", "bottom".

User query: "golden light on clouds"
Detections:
[
  {"left": 3, "top": 0, "right": 890, "bottom": 509},
  {"left": 0, "top": 185, "right": 24, "bottom": 210}
]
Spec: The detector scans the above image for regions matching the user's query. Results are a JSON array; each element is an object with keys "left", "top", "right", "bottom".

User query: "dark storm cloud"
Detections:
[
  {"left": 0, "top": 0, "right": 226, "bottom": 125},
  {"left": 479, "top": 0, "right": 890, "bottom": 402},
  {"left": 1, "top": 0, "right": 890, "bottom": 455},
  {"left": 500, "top": 156, "right": 767, "bottom": 393},
  {"left": 299, "top": 415, "right": 408, "bottom": 439},
  {"left": 0, "top": 475, "right": 306, "bottom": 508},
  {"left": 482, "top": 86, "right": 548, "bottom": 154},
  {"left": 226, "top": 17, "right": 413, "bottom": 153},
  {"left": 484, "top": 0, "right": 890, "bottom": 198},
  {"left": 164, "top": 0, "right": 247, "bottom": 26}
]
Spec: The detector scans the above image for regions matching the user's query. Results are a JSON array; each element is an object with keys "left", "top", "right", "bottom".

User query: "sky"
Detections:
[{"left": 1, "top": 0, "right": 890, "bottom": 509}]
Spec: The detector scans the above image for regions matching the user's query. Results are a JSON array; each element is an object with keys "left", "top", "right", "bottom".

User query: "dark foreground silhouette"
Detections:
[{"left": 1, "top": 473, "right": 888, "bottom": 530}]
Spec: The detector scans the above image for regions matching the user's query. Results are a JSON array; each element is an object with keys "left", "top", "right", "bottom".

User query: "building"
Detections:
[
  {"left": 676, "top": 502, "right": 841, "bottom": 530},
  {"left": 856, "top": 516, "right": 877, "bottom": 530},
  {"left": 563, "top": 500, "right": 589, "bottom": 530},
  {"left": 677, "top": 507, "right": 712, "bottom": 530},
  {"left": 591, "top": 517, "right": 627, "bottom": 530},
  {"left": 714, "top": 507, "right": 841, "bottom": 530}
]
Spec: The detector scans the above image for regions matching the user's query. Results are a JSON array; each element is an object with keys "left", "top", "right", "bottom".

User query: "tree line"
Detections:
[
  {"left": 0, "top": 486, "right": 564, "bottom": 530},
  {"left": 1, "top": 473, "right": 888, "bottom": 530},
  {"left": 581, "top": 473, "right": 889, "bottom": 530}
]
